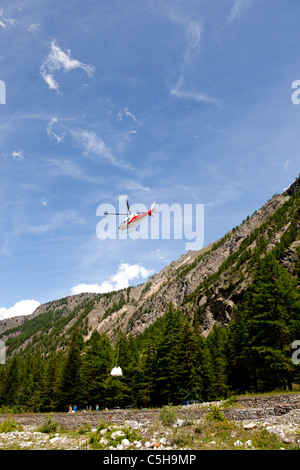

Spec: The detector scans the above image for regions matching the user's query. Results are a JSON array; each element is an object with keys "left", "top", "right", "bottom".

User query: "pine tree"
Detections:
[
  {"left": 80, "top": 330, "right": 113, "bottom": 407},
  {"left": 150, "top": 303, "right": 203, "bottom": 405},
  {"left": 243, "top": 254, "right": 300, "bottom": 391},
  {"left": 40, "top": 353, "right": 63, "bottom": 411},
  {"left": 206, "top": 325, "right": 229, "bottom": 399},
  {"left": 225, "top": 308, "right": 253, "bottom": 394},
  {"left": 0, "top": 356, "right": 21, "bottom": 409},
  {"left": 59, "top": 329, "right": 84, "bottom": 410},
  {"left": 197, "top": 335, "right": 215, "bottom": 401},
  {"left": 151, "top": 304, "right": 185, "bottom": 405}
]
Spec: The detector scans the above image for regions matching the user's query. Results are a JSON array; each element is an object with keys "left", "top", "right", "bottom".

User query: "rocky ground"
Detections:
[{"left": 0, "top": 395, "right": 299, "bottom": 450}]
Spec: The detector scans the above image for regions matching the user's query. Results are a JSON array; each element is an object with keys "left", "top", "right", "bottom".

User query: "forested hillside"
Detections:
[{"left": 0, "top": 177, "right": 299, "bottom": 412}]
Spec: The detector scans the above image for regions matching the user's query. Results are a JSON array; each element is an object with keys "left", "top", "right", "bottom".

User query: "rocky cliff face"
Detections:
[
  {"left": 89, "top": 187, "right": 297, "bottom": 339},
  {"left": 1, "top": 177, "right": 299, "bottom": 354}
]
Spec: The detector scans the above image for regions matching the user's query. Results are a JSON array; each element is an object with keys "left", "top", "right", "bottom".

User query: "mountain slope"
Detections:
[{"left": 1, "top": 176, "right": 299, "bottom": 357}]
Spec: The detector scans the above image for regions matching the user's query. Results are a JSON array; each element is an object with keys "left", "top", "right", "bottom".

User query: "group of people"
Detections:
[{"left": 68, "top": 404, "right": 100, "bottom": 413}]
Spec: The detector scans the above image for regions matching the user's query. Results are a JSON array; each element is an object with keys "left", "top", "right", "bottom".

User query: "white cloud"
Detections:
[
  {"left": 171, "top": 74, "right": 217, "bottom": 104},
  {"left": 123, "top": 180, "right": 149, "bottom": 192},
  {"left": 167, "top": 12, "right": 202, "bottom": 50},
  {"left": 221, "top": 0, "right": 253, "bottom": 29},
  {"left": 2, "top": 149, "right": 25, "bottom": 161},
  {"left": 71, "top": 263, "right": 154, "bottom": 295},
  {"left": 0, "top": 300, "right": 40, "bottom": 321},
  {"left": 168, "top": 16, "right": 216, "bottom": 105},
  {"left": 227, "top": 0, "right": 251, "bottom": 23},
  {"left": 28, "top": 210, "right": 85, "bottom": 235},
  {"left": 0, "top": 9, "right": 17, "bottom": 29},
  {"left": 46, "top": 117, "right": 65, "bottom": 142},
  {"left": 40, "top": 66, "right": 60, "bottom": 93},
  {"left": 117, "top": 107, "right": 137, "bottom": 122},
  {"left": 28, "top": 24, "right": 40, "bottom": 35},
  {"left": 72, "top": 128, "right": 130, "bottom": 169},
  {"left": 41, "top": 40, "right": 94, "bottom": 92},
  {"left": 45, "top": 158, "right": 96, "bottom": 182}
]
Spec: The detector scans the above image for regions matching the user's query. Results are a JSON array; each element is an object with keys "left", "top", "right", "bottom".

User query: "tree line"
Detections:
[{"left": 0, "top": 253, "right": 299, "bottom": 412}]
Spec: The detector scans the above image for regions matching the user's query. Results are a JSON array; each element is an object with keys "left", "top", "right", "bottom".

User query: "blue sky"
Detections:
[{"left": 0, "top": 0, "right": 299, "bottom": 319}]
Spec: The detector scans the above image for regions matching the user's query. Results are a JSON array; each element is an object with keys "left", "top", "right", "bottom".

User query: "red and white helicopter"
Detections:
[{"left": 104, "top": 200, "right": 156, "bottom": 232}]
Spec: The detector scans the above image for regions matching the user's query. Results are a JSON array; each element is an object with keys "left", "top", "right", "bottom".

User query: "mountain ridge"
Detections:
[{"left": 1, "top": 176, "right": 299, "bottom": 356}]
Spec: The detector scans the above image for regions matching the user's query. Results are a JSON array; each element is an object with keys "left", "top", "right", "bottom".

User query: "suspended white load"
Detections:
[{"left": 110, "top": 366, "right": 122, "bottom": 376}]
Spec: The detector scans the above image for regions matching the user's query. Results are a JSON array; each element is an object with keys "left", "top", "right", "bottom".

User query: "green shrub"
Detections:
[
  {"left": 37, "top": 413, "right": 59, "bottom": 433},
  {"left": 159, "top": 406, "right": 177, "bottom": 426},
  {"left": 0, "top": 417, "right": 23, "bottom": 433},
  {"left": 205, "top": 406, "right": 227, "bottom": 422},
  {"left": 78, "top": 423, "right": 92, "bottom": 434}
]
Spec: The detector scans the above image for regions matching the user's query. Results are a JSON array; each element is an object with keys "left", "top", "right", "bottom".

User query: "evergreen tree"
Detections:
[
  {"left": 242, "top": 254, "right": 300, "bottom": 391},
  {"left": 80, "top": 330, "right": 113, "bottom": 407},
  {"left": 40, "top": 353, "right": 63, "bottom": 411},
  {"left": 151, "top": 304, "right": 185, "bottom": 405},
  {"left": 172, "top": 316, "right": 203, "bottom": 401},
  {"left": 151, "top": 304, "right": 203, "bottom": 405},
  {"left": 197, "top": 335, "right": 215, "bottom": 401},
  {"left": 0, "top": 356, "right": 21, "bottom": 409},
  {"left": 225, "top": 308, "right": 253, "bottom": 394},
  {"left": 59, "top": 329, "right": 84, "bottom": 410},
  {"left": 206, "top": 325, "right": 229, "bottom": 399}
]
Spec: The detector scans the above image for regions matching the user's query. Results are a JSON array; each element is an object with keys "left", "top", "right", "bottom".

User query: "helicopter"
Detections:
[{"left": 104, "top": 200, "right": 156, "bottom": 232}]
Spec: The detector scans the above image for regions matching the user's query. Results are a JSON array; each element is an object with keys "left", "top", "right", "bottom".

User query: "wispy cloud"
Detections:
[
  {"left": 28, "top": 210, "right": 85, "bottom": 235},
  {"left": 27, "top": 23, "right": 40, "bottom": 35},
  {"left": 46, "top": 117, "right": 65, "bottom": 142},
  {"left": 117, "top": 107, "right": 137, "bottom": 123},
  {"left": 168, "top": 15, "right": 216, "bottom": 104},
  {"left": 2, "top": 149, "right": 25, "bottom": 162},
  {"left": 41, "top": 40, "right": 95, "bottom": 93},
  {"left": 123, "top": 180, "right": 150, "bottom": 192},
  {"left": 45, "top": 158, "right": 97, "bottom": 182},
  {"left": 0, "top": 9, "right": 17, "bottom": 29},
  {"left": 167, "top": 12, "right": 202, "bottom": 50},
  {"left": 221, "top": 0, "right": 253, "bottom": 29},
  {"left": 171, "top": 74, "right": 217, "bottom": 104},
  {"left": 40, "top": 66, "right": 60, "bottom": 93},
  {"left": 71, "top": 128, "right": 130, "bottom": 169}
]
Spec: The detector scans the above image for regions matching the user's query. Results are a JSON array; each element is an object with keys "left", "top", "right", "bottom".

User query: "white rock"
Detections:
[
  {"left": 50, "top": 436, "right": 60, "bottom": 444},
  {"left": 144, "top": 441, "right": 152, "bottom": 448},
  {"left": 245, "top": 440, "right": 253, "bottom": 448},
  {"left": 111, "top": 430, "right": 125, "bottom": 439},
  {"left": 125, "top": 420, "right": 140, "bottom": 429},
  {"left": 121, "top": 438, "right": 130, "bottom": 447},
  {"left": 233, "top": 440, "right": 243, "bottom": 447},
  {"left": 174, "top": 419, "right": 184, "bottom": 427},
  {"left": 244, "top": 422, "right": 257, "bottom": 429}
]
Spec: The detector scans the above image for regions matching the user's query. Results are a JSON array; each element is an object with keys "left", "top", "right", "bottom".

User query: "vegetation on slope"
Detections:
[{"left": 0, "top": 180, "right": 299, "bottom": 412}]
